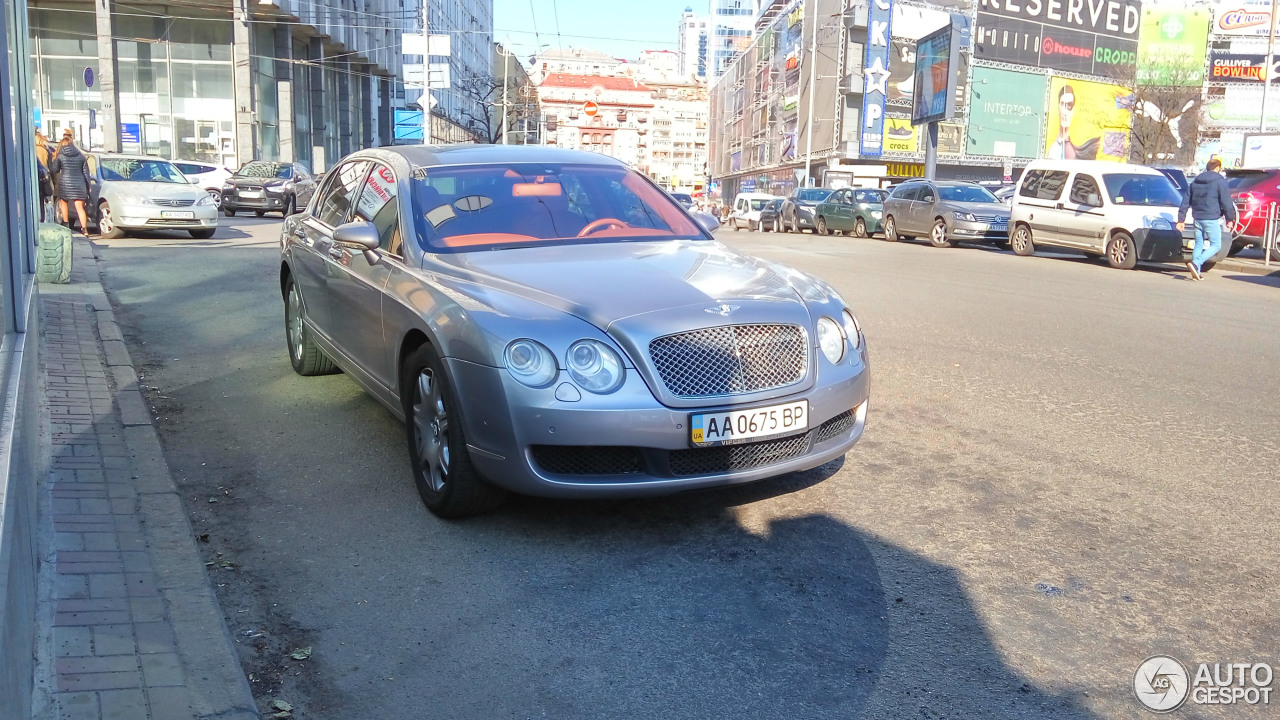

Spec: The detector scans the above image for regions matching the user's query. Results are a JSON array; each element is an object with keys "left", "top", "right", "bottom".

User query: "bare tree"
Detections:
[
  {"left": 1106, "top": 61, "right": 1205, "bottom": 167},
  {"left": 435, "top": 71, "right": 542, "bottom": 145}
]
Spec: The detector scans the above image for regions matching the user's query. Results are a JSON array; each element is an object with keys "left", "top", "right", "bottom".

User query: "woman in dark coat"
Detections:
[{"left": 50, "top": 139, "right": 91, "bottom": 234}]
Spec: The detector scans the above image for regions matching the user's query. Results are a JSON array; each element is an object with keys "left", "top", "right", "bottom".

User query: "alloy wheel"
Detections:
[
  {"left": 1109, "top": 238, "right": 1129, "bottom": 265},
  {"left": 931, "top": 221, "right": 948, "bottom": 247},
  {"left": 286, "top": 285, "right": 304, "bottom": 362},
  {"left": 100, "top": 205, "right": 114, "bottom": 234},
  {"left": 414, "top": 369, "right": 451, "bottom": 494},
  {"left": 208, "top": 189, "right": 222, "bottom": 208},
  {"left": 855, "top": 218, "right": 866, "bottom": 238}
]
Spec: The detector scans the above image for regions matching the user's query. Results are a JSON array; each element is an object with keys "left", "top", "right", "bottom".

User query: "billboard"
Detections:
[
  {"left": 1209, "top": 53, "right": 1280, "bottom": 83},
  {"left": 967, "top": 67, "right": 1048, "bottom": 158},
  {"left": 1203, "top": 86, "right": 1280, "bottom": 127},
  {"left": 884, "top": 118, "right": 918, "bottom": 152},
  {"left": 1213, "top": 2, "right": 1279, "bottom": 36},
  {"left": 975, "top": 0, "right": 1141, "bottom": 76},
  {"left": 938, "top": 121, "right": 965, "bottom": 155},
  {"left": 860, "top": 0, "right": 896, "bottom": 157},
  {"left": 1244, "top": 133, "right": 1280, "bottom": 167},
  {"left": 1045, "top": 76, "right": 1132, "bottom": 162},
  {"left": 911, "top": 17, "right": 965, "bottom": 125},
  {"left": 1137, "top": 8, "right": 1211, "bottom": 86}
]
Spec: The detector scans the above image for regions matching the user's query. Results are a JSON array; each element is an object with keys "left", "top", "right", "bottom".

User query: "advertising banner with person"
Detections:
[
  {"left": 967, "top": 67, "right": 1047, "bottom": 158},
  {"left": 975, "top": 0, "right": 1140, "bottom": 76},
  {"left": 1137, "top": 8, "right": 1210, "bottom": 86},
  {"left": 1045, "top": 76, "right": 1132, "bottom": 162},
  {"left": 937, "top": 122, "right": 965, "bottom": 155}
]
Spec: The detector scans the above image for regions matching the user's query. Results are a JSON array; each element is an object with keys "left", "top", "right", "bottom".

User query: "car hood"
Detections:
[
  {"left": 949, "top": 201, "right": 1010, "bottom": 216},
  {"left": 103, "top": 181, "right": 205, "bottom": 201},
  {"left": 430, "top": 239, "right": 810, "bottom": 331}
]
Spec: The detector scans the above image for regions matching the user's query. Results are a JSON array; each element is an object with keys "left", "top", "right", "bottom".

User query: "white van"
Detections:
[
  {"left": 729, "top": 192, "right": 779, "bottom": 231},
  {"left": 1008, "top": 160, "right": 1210, "bottom": 270}
]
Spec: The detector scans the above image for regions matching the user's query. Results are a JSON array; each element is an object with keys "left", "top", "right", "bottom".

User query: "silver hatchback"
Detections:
[
  {"left": 280, "top": 146, "right": 870, "bottom": 517},
  {"left": 882, "top": 180, "right": 1010, "bottom": 248}
]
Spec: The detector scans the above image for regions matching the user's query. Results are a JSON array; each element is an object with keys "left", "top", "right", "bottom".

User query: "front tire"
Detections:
[
  {"left": 224, "top": 207, "right": 236, "bottom": 217},
  {"left": 816, "top": 216, "right": 829, "bottom": 236},
  {"left": 98, "top": 202, "right": 124, "bottom": 239},
  {"left": 884, "top": 216, "right": 900, "bottom": 242},
  {"left": 254, "top": 210, "right": 266, "bottom": 218},
  {"left": 283, "top": 195, "right": 296, "bottom": 217},
  {"left": 929, "top": 219, "right": 952, "bottom": 248},
  {"left": 1010, "top": 224, "right": 1035, "bottom": 256},
  {"left": 403, "top": 344, "right": 506, "bottom": 518},
  {"left": 1106, "top": 231, "right": 1137, "bottom": 269},
  {"left": 284, "top": 276, "right": 339, "bottom": 376},
  {"left": 854, "top": 217, "right": 867, "bottom": 238},
  {"left": 188, "top": 229, "right": 215, "bottom": 239},
  {"left": 207, "top": 189, "right": 222, "bottom": 208}
]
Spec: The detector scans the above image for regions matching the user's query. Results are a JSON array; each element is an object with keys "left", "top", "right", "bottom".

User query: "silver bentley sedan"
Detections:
[{"left": 280, "top": 145, "right": 870, "bottom": 517}]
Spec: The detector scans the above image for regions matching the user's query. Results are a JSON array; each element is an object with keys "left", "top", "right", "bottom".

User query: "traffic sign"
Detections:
[{"left": 583, "top": 101, "right": 599, "bottom": 117}]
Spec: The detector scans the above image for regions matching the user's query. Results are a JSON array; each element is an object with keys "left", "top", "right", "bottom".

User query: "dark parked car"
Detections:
[
  {"left": 223, "top": 161, "right": 319, "bottom": 217},
  {"left": 1225, "top": 168, "right": 1280, "bottom": 260},
  {"left": 814, "top": 188, "right": 887, "bottom": 237},
  {"left": 780, "top": 187, "right": 835, "bottom": 233},
  {"left": 280, "top": 145, "right": 870, "bottom": 517},
  {"left": 757, "top": 198, "right": 783, "bottom": 231}
]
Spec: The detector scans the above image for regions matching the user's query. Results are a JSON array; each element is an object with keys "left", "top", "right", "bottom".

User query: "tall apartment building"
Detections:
[
  {"left": 678, "top": 8, "right": 709, "bottom": 80},
  {"left": 708, "top": 0, "right": 758, "bottom": 80}
]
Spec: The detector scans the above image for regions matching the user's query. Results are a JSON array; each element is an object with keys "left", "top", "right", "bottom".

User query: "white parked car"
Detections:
[
  {"left": 728, "top": 192, "right": 780, "bottom": 231},
  {"left": 86, "top": 154, "right": 220, "bottom": 239},
  {"left": 173, "top": 161, "right": 233, "bottom": 208},
  {"left": 1007, "top": 160, "right": 1214, "bottom": 270}
]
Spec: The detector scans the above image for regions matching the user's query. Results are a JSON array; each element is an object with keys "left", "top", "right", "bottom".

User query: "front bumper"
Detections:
[
  {"left": 1135, "top": 227, "right": 1187, "bottom": 262},
  {"left": 444, "top": 345, "right": 871, "bottom": 498},
  {"left": 115, "top": 204, "right": 219, "bottom": 230},
  {"left": 223, "top": 188, "right": 289, "bottom": 211},
  {"left": 951, "top": 220, "right": 1009, "bottom": 242},
  {"left": 795, "top": 207, "right": 816, "bottom": 228}
]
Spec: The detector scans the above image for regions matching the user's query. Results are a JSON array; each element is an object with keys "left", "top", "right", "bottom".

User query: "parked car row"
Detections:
[{"left": 725, "top": 160, "right": 1245, "bottom": 272}]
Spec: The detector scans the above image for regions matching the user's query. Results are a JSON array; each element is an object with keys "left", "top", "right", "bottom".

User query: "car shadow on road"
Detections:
[{"left": 488, "top": 486, "right": 1101, "bottom": 719}]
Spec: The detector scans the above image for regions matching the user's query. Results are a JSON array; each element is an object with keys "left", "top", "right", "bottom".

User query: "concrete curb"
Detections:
[
  {"left": 1214, "top": 258, "right": 1280, "bottom": 277},
  {"left": 33, "top": 239, "right": 259, "bottom": 720}
]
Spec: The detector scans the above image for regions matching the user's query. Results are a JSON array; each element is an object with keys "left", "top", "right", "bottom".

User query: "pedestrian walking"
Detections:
[
  {"left": 34, "top": 130, "right": 54, "bottom": 221},
  {"left": 1177, "top": 158, "right": 1237, "bottom": 280},
  {"left": 50, "top": 137, "right": 91, "bottom": 236}
]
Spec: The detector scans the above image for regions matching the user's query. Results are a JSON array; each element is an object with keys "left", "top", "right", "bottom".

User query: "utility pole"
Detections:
[
  {"left": 1264, "top": 0, "right": 1279, "bottom": 132},
  {"left": 421, "top": 0, "right": 432, "bottom": 144},
  {"left": 501, "top": 45, "right": 510, "bottom": 144},
  {"left": 802, "top": 8, "right": 820, "bottom": 187}
]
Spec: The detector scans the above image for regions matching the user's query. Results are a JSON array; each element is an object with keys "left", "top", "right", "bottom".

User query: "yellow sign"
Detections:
[
  {"left": 1045, "top": 77, "right": 1132, "bottom": 162},
  {"left": 884, "top": 118, "right": 918, "bottom": 153},
  {"left": 886, "top": 162, "right": 925, "bottom": 178}
]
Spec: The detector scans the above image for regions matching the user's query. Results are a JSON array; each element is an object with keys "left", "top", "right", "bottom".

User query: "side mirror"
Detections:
[
  {"left": 1086, "top": 192, "right": 1101, "bottom": 207},
  {"left": 691, "top": 211, "right": 720, "bottom": 235},
  {"left": 333, "top": 221, "right": 381, "bottom": 264}
]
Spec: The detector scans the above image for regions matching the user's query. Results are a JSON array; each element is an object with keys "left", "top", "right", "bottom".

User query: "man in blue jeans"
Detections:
[{"left": 1177, "top": 159, "right": 1237, "bottom": 280}]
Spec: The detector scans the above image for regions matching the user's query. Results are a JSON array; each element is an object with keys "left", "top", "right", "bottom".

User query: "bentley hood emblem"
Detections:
[{"left": 704, "top": 304, "right": 741, "bottom": 316}]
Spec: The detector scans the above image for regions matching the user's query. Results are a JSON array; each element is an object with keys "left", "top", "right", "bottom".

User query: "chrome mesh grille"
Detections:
[
  {"left": 668, "top": 410, "right": 856, "bottom": 476},
  {"left": 648, "top": 324, "right": 807, "bottom": 398},
  {"left": 153, "top": 199, "right": 195, "bottom": 207}
]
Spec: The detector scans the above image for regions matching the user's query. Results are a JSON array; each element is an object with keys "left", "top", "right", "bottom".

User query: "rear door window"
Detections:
[
  {"left": 889, "top": 185, "right": 918, "bottom": 201},
  {"left": 1022, "top": 170, "right": 1068, "bottom": 200},
  {"left": 1068, "top": 175, "right": 1102, "bottom": 207}
]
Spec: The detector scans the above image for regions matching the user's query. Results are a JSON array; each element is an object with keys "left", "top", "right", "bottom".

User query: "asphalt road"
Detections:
[{"left": 95, "top": 217, "right": 1280, "bottom": 719}]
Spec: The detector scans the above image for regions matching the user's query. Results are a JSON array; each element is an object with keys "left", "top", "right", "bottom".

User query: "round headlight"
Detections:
[
  {"left": 504, "top": 339, "right": 557, "bottom": 387},
  {"left": 816, "top": 317, "right": 844, "bottom": 364},
  {"left": 566, "top": 339, "right": 625, "bottom": 394},
  {"left": 841, "top": 309, "right": 861, "bottom": 350}
]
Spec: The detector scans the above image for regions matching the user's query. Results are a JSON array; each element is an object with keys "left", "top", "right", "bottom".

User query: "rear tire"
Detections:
[
  {"left": 284, "top": 276, "right": 339, "bottom": 376},
  {"left": 403, "top": 343, "right": 506, "bottom": 518},
  {"left": 1010, "top": 224, "right": 1035, "bottom": 256},
  {"left": 224, "top": 207, "right": 236, "bottom": 217},
  {"left": 816, "top": 216, "right": 829, "bottom": 236},
  {"left": 283, "top": 195, "right": 296, "bottom": 217},
  {"left": 1106, "top": 231, "right": 1137, "bottom": 270}
]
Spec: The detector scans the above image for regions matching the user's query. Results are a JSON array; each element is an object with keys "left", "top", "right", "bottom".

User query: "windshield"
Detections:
[
  {"left": 1102, "top": 174, "right": 1183, "bottom": 206},
  {"left": 854, "top": 189, "right": 887, "bottom": 204},
  {"left": 939, "top": 185, "right": 998, "bottom": 203},
  {"left": 100, "top": 158, "right": 187, "bottom": 183},
  {"left": 749, "top": 199, "right": 770, "bottom": 211},
  {"left": 1226, "top": 170, "right": 1272, "bottom": 192},
  {"left": 672, "top": 193, "right": 693, "bottom": 204},
  {"left": 237, "top": 162, "right": 292, "bottom": 179},
  {"left": 411, "top": 163, "right": 707, "bottom": 252},
  {"left": 794, "top": 188, "right": 832, "bottom": 202}
]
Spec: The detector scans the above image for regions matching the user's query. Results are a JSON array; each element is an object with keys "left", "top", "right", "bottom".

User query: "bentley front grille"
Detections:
[{"left": 648, "top": 324, "right": 807, "bottom": 398}]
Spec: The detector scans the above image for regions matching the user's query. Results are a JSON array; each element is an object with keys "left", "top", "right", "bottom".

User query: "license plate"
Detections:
[
  {"left": 690, "top": 400, "right": 808, "bottom": 447},
  {"left": 991, "top": 220, "right": 1008, "bottom": 228},
  {"left": 240, "top": 190, "right": 262, "bottom": 198},
  {"left": 160, "top": 211, "right": 194, "bottom": 219}
]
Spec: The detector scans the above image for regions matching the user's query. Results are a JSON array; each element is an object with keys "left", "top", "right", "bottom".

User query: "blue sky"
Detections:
[{"left": 492, "top": 0, "right": 699, "bottom": 63}]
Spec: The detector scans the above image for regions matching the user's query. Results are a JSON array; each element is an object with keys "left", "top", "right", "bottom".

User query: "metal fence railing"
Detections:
[{"left": 1230, "top": 202, "right": 1280, "bottom": 268}]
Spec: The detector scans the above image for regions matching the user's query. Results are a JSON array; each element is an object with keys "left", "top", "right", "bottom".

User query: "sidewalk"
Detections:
[
  {"left": 33, "top": 238, "right": 258, "bottom": 720},
  {"left": 1215, "top": 247, "right": 1280, "bottom": 277}
]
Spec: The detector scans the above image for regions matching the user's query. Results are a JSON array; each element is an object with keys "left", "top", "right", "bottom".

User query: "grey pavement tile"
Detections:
[
  {"left": 107, "top": 484, "right": 134, "bottom": 500},
  {"left": 51, "top": 493, "right": 109, "bottom": 502},
  {"left": 139, "top": 653, "right": 184, "bottom": 687},
  {"left": 83, "top": 533, "right": 120, "bottom": 552},
  {"left": 53, "top": 690, "right": 99, "bottom": 720},
  {"left": 53, "top": 610, "right": 132, "bottom": 626},
  {"left": 144, "top": 686, "right": 192, "bottom": 720},
  {"left": 72, "top": 444, "right": 103, "bottom": 458},
  {"left": 91, "top": 624, "right": 136, "bottom": 656},
  {"left": 102, "top": 455, "right": 131, "bottom": 470},
  {"left": 56, "top": 598, "right": 129, "bottom": 613},
  {"left": 57, "top": 552, "right": 121, "bottom": 564},
  {"left": 56, "top": 573, "right": 90, "bottom": 599},
  {"left": 56, "top": 655, "right": 140, "bottom": 674},
  {"left": 124, "top": 573, "right": 158, "bottom": 598},
  {"left": 54, "top": 533, "right": 87, "bottom": 552},
  {"left": 78, "top": 498, "right": 113, "bottom": 514},
  {"left": 54, "top": 497, "right": 84, "bottom": 514},
  {"left": 75, "top": 469, "right": 106, "bottom": 483},
  {"left": 115, "top": 532, "right": 145, "bottom": 552},
  {"left": 54, "top": 626, "right": 94, "bottom": 658},
  {"left": 99, "top": 688, "right": 150, "bottom": 720},
  {"left": 109, "top": 499, "right": 135, "bottom": 515},
  {"left": 120, "top": 552, "right": 151, "bottom": 574},
  {"left": 130, "top": 597, "right": 166, "bottom": 623},
  {"left": 113, "top": 516, "right": 142, "bottom": 534},
  {"left": 133, "top": 622, "right": 177, "bottom": 655},
  {"left": 58, "top": 670, "right": 144, "bottom": 693},
  {"left": 57, "top": 562, "right": 124, "bottom": 575},
  {"left": 89, "top": 574, "right": 127, "bottom": 599}
]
